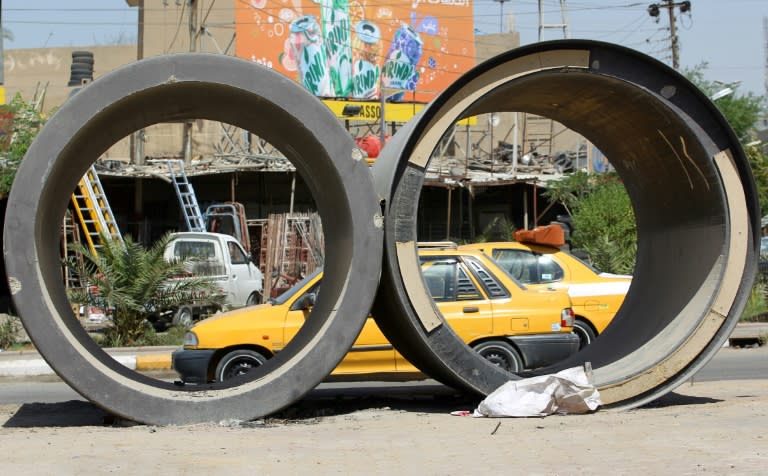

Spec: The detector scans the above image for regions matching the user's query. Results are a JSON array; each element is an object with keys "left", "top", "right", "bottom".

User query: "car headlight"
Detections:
[{"left": 183, "top": 331, "right": 199, "bottom": 348}]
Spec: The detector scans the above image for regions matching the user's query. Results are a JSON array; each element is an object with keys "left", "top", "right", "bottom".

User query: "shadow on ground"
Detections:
[
  {"left": 2, "top": 383, "right": 479, "bottom": 428},
  {"left": 4, "top": 400, "right": 112, "bottom": 427},
  {"left": 640, "top": 391, "right": 722, "bottom": 408},
  {"left": 4, "top": 381, "right": 732, "bottom": 428}
]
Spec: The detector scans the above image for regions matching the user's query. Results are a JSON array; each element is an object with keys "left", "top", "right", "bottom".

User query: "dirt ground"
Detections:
[{"left": 0, "top": 376, "right": 766, "bottom": 475}]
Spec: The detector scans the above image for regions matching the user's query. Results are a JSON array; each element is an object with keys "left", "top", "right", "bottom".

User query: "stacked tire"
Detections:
[{"left": 68, "top": 50, "right": 94, "bottom": 87}]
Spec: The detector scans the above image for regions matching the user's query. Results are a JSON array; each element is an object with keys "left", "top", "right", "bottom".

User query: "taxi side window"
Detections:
[
  {"left": 492, "top": 249, "right": 564, "bottom": 284},
  {"left": 536, "top": 255, "right": 564, "bottom": 283},
  {"left": 455, "top": 267, "right": 482, "bottom": 301},
  {"left": 421, "top": 259, "right": 482, "bottom": 302}
]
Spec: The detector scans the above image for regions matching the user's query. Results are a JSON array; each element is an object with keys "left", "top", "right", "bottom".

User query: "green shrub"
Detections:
[
  {"left": 135, "top": 325, "right": 187, "bottom": 347},
  {"left": 67, "top": 233, "right": 221, "bottom": 347},
  {"left": 476, "top": 217, "right": 516, "bottom": 243},
  {"left": 571, "top": 181, "right": 637, "bottom": 275},
  {"left": 0, "top": 315, "right": 21, "bottom": 350},
  {"left": 740, "top": 280, "right": 768, "bottom": 322},
  {"left": 0, "top": 94, "right": 49, "bottom": 197}
]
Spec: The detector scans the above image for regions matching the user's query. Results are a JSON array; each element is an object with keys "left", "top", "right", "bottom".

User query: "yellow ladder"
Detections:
[{"left": 71, "top": 165, "right": 123, "bottom": 256}]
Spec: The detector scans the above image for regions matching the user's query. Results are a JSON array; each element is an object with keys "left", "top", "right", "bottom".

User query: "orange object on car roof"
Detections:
[{"left": 513, "top": 224, "right": 565, "bottom": 247}]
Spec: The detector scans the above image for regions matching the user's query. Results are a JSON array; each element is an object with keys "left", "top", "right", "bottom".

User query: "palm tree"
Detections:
[{"left": 67, "top": 232, "right": 222, "bottom": 346}]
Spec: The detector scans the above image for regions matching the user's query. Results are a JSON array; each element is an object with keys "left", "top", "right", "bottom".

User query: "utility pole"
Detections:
[
  {"left": 648, "top": 1, "right": 691, "bottom": 70},
  {"left": 493, "top": 0, "right": 508, "bottom": 34},
  {"left": 183, "top": 0, "right": 198, "bottom": 165},
  {"left": 188, "top": 0, "right": 198, "bottom": 53},
  {"left": 764, "top": 16, "right": 767, "bottom": 96},
  {"left": 0, "top": 0, "right": 5, "bottom": 105}
]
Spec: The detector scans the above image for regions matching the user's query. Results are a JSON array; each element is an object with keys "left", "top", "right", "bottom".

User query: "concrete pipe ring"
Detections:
[
  {"left": 371, "top": 40, "right": 759, "bottom": 409},
  {"left": 3, "top": 53, "right": 383, "bottom": 425}
]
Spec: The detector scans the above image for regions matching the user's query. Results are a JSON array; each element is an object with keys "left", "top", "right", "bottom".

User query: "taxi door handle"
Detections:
[{"left": 463, "top": 306, "right": 479, "bottom": 313}]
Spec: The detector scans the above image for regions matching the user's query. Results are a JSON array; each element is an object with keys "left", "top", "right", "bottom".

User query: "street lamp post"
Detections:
[
  {"left": 711, "top": 80, "right": 741, "bottom": 101},
  {"left": 493, "top": 0, "right": 508, "bottom": 33}
]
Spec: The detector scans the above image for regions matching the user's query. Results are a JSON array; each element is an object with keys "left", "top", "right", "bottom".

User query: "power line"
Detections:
[{"left": 647, "top": 0, "right": 691, "bottom": 69}]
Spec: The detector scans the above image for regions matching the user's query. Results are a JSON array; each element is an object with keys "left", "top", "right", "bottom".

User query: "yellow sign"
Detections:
[
  {"left": 324, "top": 99, "right": 422, "bottom": 123},
  {"left": 0, "top": 86, "right": 5, "bottom": 105},
  {"left": 323, "top": 99, "right": 475, "bottom": 125}
]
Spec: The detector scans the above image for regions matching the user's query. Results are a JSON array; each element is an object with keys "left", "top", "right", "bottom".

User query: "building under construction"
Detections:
[{"left": 2, "top": 1, "right": 608, "bottom": 290}]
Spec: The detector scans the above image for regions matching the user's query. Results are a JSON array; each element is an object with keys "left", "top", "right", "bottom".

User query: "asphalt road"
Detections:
[
  {"left": 690, "top": 344, "right": 768, "bottom": 381},
  {"left": 0, "top": 346, "right": 765, "bottom": 406}
]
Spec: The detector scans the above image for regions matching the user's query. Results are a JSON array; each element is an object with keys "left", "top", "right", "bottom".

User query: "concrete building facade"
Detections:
[{"left": 3, "top": 1, "right": 587, "bottom": 246}]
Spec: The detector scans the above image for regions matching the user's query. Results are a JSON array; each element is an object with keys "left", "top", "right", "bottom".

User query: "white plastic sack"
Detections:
[{"left": 473, "top": 365, "right": 602, "bottom": 417}]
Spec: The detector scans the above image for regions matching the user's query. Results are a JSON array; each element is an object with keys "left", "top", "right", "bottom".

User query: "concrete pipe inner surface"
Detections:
[
  {"left": 3, "top": 53, "right": 383, "bottom": 425},
  {"left": 372, "top": 40, "right": 758, "bottom": 409}
]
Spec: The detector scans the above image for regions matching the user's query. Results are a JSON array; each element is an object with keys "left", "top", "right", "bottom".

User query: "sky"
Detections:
[{"left": 2, "top": 0, "right": 766, "bottom": 96}]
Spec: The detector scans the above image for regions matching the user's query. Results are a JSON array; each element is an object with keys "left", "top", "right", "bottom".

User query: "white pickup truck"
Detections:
[{"left": 158, "top": 232, "right": 264, "bottom": 327}]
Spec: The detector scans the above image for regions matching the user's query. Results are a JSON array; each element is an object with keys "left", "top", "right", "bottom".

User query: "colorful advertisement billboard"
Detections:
[{"left": 235, "top": 0, "right": 476, "bottom": 103}]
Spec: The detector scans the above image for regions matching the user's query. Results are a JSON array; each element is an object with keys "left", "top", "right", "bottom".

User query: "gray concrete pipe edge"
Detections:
[
  {"left": 3, "top": 53, "right": 383, "bottom": 425},
  {"left": 371, "top": 40, "right": 758, "bottom": 408}
]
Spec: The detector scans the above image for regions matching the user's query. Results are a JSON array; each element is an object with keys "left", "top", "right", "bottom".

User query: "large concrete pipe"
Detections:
[
  {"left": 3, "top": 54, "right": 383, "bottom": 425},
  {"left": 371, "top": 40, "right": 758, "bottom": 409}
]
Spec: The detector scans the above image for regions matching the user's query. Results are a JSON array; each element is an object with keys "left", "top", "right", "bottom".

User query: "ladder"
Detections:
[
  {"left": 538, "top": 0, "right": 570, "bottom": 41},
  {"left": 528, "top": 0, "right": 569, "bottom": 159},
  {"left": 71, "top": 165, "right": 124, "bottom": 256},
  {"left": 155, "top": 160, "right": 205, "bottom": 232},
  {"left": 61, "top": 210, "right": 84, "bottom": 288}
]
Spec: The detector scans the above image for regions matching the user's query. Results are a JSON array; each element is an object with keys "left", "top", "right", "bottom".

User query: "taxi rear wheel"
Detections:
[
  {"left": 573, "top": 320, "right": 597, "bottom": 350},
  {"left": 216, "top": 350, "right": 268, "bottom": 382},
  {"left": 473, "top": 341, "right": 523, "bottom": 373}
]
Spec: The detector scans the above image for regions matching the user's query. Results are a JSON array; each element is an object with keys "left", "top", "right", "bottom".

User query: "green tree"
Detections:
[
  {"left": 540, "top": 171, "right": 593, "bottom": 216},
  {"left": 475, "top": 216, "right": 516, "bottom": 243},
  {"left": 745, "top": 144, "right": 768, "bottom": 216},
  {"left": 543, "top": 173, "right": 636, "bottom": 274},
  {"left": 685, "top": 64, "right": 768, "bottom": 216},
  {"left": 569, "top": 180, "right": 637, "bottom": 275},
  {"left": 0, "top": 94, "right": 48, "bottom": 197},
  {"left": 67, "top": 233, "right": 222, "bottom": 347},
  {"left": 684, "top": 63, "right": 766, "bottom": 143}
]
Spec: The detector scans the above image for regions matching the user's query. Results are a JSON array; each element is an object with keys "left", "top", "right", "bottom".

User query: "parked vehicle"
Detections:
[
  {"left": 460, "top": 241, "right": 632, "bottom": 349},
  {"left": 159, "top": 232, "right": 263, "bottom": 327},
  {"left": 205, "top": 202, "right": 251, "bottom": 254},
  {"left": 173, "top": 247, "right": 578, "bottom": 383},
  {"left": 759, "top": 236, "right": 768, "bottom": 275}
]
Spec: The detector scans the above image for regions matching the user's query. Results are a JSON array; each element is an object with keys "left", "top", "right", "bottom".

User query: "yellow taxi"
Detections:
[
  {"left": 460, "top": 241, "right": 631, "bottom": 349},
  {"left": 172, "top": 247, "right": 579, "bottom": 383}
]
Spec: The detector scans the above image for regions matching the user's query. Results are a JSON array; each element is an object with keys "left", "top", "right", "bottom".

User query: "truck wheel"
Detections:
[
  {"left": 173, "top": 307, "right": 194, "bottom": 329},
  {"left": 149, "top": 316, "right": 170, "bottom": 332},
  {"left": 473, "top": 341, "right": 524, "bottom": 373},
  {"left": 215, "top": 350, "right": 268, "bottom": 382},
  {"left": 246, "top": 292, "right": 262, "bottom": 307}
]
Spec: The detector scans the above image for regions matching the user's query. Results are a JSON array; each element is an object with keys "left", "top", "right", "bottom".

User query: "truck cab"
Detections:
[{"left": 163, "top": 232, "right": 264, "bottom": 324}]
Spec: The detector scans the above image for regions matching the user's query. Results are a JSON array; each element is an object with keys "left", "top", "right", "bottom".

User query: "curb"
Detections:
[
  {"left": 1, "top": 322, "right": 765, "bottom": 378},
  {"left": 135, "top": 353, "right": 173, "bottom": 370},
  {"left": 0, "top": 349, "right": 174, "bottom": 377}
]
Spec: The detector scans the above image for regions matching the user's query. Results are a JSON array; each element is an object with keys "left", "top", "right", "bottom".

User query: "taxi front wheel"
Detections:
[
  {"left": 215, "top": 349, "right": 268, "bottom": 382},
  {"left": 473, "top": 341, "right": 524, "bottom": 373}
]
